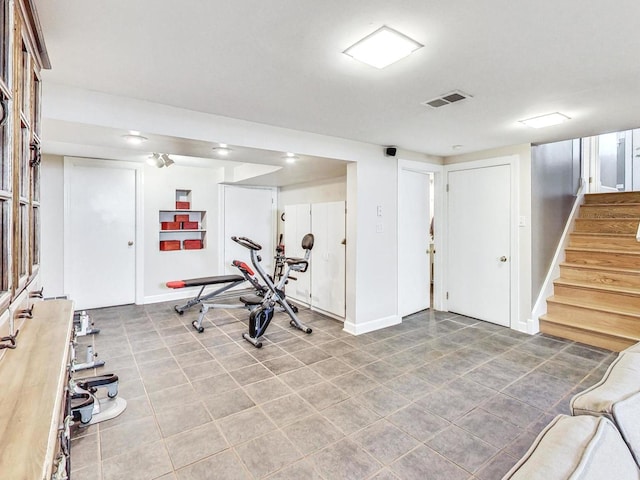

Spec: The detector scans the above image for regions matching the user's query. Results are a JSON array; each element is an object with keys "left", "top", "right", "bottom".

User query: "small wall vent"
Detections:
[{"left": 422, "top": 90, "right": 472, "bottom": 108}]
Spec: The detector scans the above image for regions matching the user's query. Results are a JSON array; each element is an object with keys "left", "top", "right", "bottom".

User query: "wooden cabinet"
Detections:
[
  {"left": 0, "top": 3, "right": 67, "bottom": 478},
  {"left": 0, "top": 1, "right": 55, "bottom": 472},
  {"left": 0, "top": 0, "right": 49, "bottom": 315},
  {"left": 0, "top": 299, "right": 74, "bottom": 480}
]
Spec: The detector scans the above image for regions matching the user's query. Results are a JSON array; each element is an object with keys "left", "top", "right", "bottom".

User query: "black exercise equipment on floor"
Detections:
[
  {"left": 167, "top": 257, "right": 272, "bottom": 315},
  {"left": 185, "top": 234, "right": 313, "bottom": 346},
  {"left": 234, "top": 234, "right": 314, "bottom": 347},
  {"left": 70, "top": 373, "right": 127, "bottom": 426}
]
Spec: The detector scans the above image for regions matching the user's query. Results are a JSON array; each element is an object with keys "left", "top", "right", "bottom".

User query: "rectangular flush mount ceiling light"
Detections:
[
  {"left": 519, "top": 112, "right": 570, "bottom": 128},
  {"left": 343, "top": 26, "right": 423, "bottom": 69}
]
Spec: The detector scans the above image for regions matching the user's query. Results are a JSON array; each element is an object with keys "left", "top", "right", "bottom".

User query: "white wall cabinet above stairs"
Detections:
[{"left": 541, "top": 191, "right": 640, "bottom": 351}]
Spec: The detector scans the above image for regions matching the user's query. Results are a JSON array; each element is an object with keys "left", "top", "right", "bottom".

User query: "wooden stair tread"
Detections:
[
  {"left": 575, "top": 218, "right": 640, "bottom": 221},
  {"left": 583, "top": 202, "right": 640, "bottom": 207},
  {"left": 539, "top": 314, "right": 640, "bottom": 342},
  {"left": 570, "top": 232, "right": 637, "bottom": 237},
  {"left": 546, "top": 295, "right": 640, "bottom": 316},
  {"left": 560, "top": 262, "right": 640, "bottom": 274},
  {"left": 565, "top": 246, "right": 640, "bottom": 255},
  {"left": 585, "top": 192, "right": 640, "bottom": 204},
  {"left": 553, "top": 278, "right": 640, "bottom": 296}
]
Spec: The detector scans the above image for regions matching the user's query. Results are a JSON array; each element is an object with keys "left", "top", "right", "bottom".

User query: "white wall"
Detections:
[
  {"left": 344, "top": 158, "right": 400, "bottom": 334},
  {"left": 143, "top": 164, "right": 225, "bottom": 302},
  {"left": 40, "top": 155, "right": 65, "bottom": 297},
  {"left": 278, "top": 176, "right": 346, "bottom": 209},
  {"left": 42, "top": 83, "right": 435, "bottom": 334},
  {"left": 277, "top": 176, "right": 347, "bottom": 237},
  {"left": 446, "top": 143, "right": 533, "bottom": 332},
  {"left": 40, "top": 155, "right": 228, "bottom": 303}
]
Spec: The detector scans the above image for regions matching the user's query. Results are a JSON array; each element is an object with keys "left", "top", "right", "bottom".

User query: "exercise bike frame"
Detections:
[{"left": 235, "top": 235, "right": 313, "bottom": 348}]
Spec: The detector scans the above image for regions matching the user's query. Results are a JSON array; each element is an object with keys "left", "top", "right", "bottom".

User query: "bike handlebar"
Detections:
[{"left": 231, "top": 236, "right": 262, "bottom": 251}]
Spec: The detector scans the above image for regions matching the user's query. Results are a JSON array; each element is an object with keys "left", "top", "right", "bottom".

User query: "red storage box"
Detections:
[
  {"left": 182, "top": 221, "right": 199, "bottom": 230},
  {"left": 183, "top": 239, "right": 203, "bottom": 250},
  {"left": 161, "top": 221, "right": 181, "bottom": 230},
  {"left": 176, "top": 201, "right": 190, "bottom": 210},
  {"left": 174, "top": 214, "right": 189, "bottom": 222},
  {"left": 160, "top": 240, "right": 181, "bottom": 251}
]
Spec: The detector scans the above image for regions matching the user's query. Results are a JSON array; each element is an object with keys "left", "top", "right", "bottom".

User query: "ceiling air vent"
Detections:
[{"left": 422, "top": 90, "right": 472, "bottom": 108}]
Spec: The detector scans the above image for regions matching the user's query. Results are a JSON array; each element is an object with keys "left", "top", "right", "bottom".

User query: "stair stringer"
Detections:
[{"left": 530, "top": 184, "right": 585, "bottom": 333}]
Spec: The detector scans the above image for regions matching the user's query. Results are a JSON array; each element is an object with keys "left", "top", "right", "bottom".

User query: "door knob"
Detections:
[
  {"left": 500, "top": 256, "right": 507, "bottom": 262},
  {"left": 128, "top": 241, "right": 134, "bottom": 246}
]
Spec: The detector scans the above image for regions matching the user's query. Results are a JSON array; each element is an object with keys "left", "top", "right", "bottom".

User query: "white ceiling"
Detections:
[
  {"left": 42, "top": 119, "right": 349, "bottom": 186},
  {"left": 35, "top": 0, "right": 640, "bottom": 168}
]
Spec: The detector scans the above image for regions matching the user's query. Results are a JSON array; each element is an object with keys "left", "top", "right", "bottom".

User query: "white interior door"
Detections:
[
  {"left": 447, "top": 164, "right": 511, "bottom": 326},
  {"left": 311, "top": 201, "right": 346, "bottom": 318},
  {"left": 633, "top": 129, "right": 640, "bottom": 190},
  {"left": 223, "top": 186, "right": 276, "bottom": 276},
  {"left": 398, "top": 169, "right": 431, "bottom": 317},
  {"left": 284, "top": 204, "right": 311, "bottom": 305},
  {"left": 64, "top": 160, "right": 136, "bottom": 309}
]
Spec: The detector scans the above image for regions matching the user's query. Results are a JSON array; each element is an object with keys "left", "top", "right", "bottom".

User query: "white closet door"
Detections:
[
  {"left": 311, "top": 201, "right": 346, "bottom": 318},
  {"left": 284, "top": 204, "right": 311, "bottom": 305},
  {"left": 398, "top": 169, "right": 431, "bottom": 317},
  {"left": 64, "top": 160, "right": 137, "bottom": 309},
  {"left": 447, "top": 164, "right": 511, "bottom": 326}
]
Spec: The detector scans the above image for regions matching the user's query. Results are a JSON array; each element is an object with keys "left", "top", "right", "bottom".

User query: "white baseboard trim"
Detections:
[
  {"left": 343, "top": 314, "right": 401, "bottom": 336},
  {"left": 514, "top": 318, "right": 537, "bottom": 335},
  {"left": 143, "top": 289, "right": 201, "bottom": 305},
  {"left": 311, "top": 307, "right": 345, "bottom": 322}
]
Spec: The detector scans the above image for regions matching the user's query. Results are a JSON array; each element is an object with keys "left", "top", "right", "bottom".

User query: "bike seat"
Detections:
[
  {"left": 286, "top": 258, "right": 309, "bottom": 272},
  {"left": 240, "top": 295, "right": 263, "bottom": 306}
]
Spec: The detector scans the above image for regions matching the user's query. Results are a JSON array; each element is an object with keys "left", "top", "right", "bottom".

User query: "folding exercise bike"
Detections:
[{"left": 183, "top": 234, "right": 314, "bottom": 347}]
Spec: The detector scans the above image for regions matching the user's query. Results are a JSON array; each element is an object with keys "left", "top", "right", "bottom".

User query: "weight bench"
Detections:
[{"left": 167, "top": 274, "right": 246, "bottom": 315}]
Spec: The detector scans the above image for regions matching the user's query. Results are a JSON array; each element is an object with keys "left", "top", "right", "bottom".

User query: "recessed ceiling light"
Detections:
[
  {"left": 213, "top": 147, "right": 232, "bottom": 156},
  {"left": 284, "top": 153, "right": 298, "bottom": 163},
  {"left": 343, "top": 26, "right": 423, "bottom": 69},
  {"left": 122, "top": 133, "right": 148, "bottom": 145},
  {"left": 519, "top": 112, "right": 571, "bottom": 129}
]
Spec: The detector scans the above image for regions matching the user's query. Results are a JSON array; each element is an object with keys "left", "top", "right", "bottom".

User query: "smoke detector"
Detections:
[{"left": 422, "top": 90, "right": 472, "bottom": 108}]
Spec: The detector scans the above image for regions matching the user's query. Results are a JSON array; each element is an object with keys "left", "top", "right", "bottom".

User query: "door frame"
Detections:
[
  {"left": 396, "top": 159, "right": 444, "bottom": 314},
  {"left": 443, "top": 155, "right": 519, "bottom": 329},
  {"left": 63, "top": 157, "right": 145, "bottom": 305},
  {"left": 217, "top": 184, "right": 277, "bottom": 275}
]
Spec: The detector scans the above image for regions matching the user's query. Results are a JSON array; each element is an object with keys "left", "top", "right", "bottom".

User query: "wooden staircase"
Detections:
[{"left": 540, "top": 191, "right": 640, "bottom": 351}]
